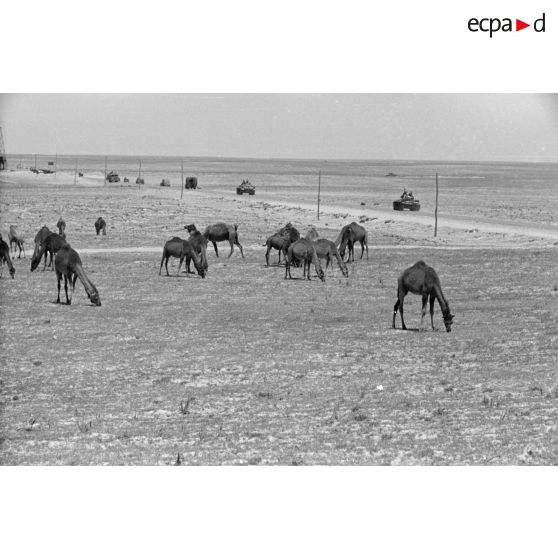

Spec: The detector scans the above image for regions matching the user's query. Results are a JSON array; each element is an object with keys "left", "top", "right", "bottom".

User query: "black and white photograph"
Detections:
[
  {"left": 1, "top": 1, "right": 557, "bottom": 556},
  {"left": 1, "top": 92, "right": 557, "bottom": 467}
]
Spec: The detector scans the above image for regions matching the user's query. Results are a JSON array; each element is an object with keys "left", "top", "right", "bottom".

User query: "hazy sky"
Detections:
[{"left": 1, "top": 94, "right": 558, "bottom": 161}]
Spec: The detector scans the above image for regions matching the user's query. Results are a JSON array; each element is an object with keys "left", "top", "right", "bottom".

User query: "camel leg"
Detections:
[
  {"left": 277, "top": 249, "right": 281, "bottom": 265},
  {"left": 176, "top": 256, "right": 184, "bottom": 276},
  {"left": 227, "top": 240, "right": 234, "bottom": 258},
  {"left": 429, "top": 293, "right": 436, "bottom": 330},
  {"left": 165, "top": 256, "right": 170, "bottom": 276},
  {"left": 392, "top": 299, "right": 400, "bottom": 328},
  {"left": 235, "top": 240, "right": 245, "bottom": 258},
  {"left": 64, "top": 275, "right": 70, "bottom": 305},
  {"left": 212, "top": 242, "right": 219, "bottom": 257},
  {"left": 159, "top": 253, "right": 166, "bottom": 276},
  {"left": 71, "top": 274, "right": 78, "bottom": 304},
  {"left": 420, "top": 294, "right": 429, "bottom": 330},
  {"left": 56, "top": 272, "right": 62, "bottom": 303},
  {"left": 102, "top": 227, "right": 106, "bottom": 236}
]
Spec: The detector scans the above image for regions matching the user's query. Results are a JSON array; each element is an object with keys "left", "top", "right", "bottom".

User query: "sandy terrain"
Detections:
[{"left": 1, "top": 166, "right": 557, "bottom": 465}]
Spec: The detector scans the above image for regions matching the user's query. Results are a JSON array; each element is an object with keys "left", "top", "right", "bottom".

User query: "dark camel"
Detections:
[
  {"left": 264, "top": 223, "right": 300, "bottom": 266},
  {"left": 338, "top": 227, "right": 356, "bottom": 263},
  {"left": 8, "top": 225, "right": 26, "bottom": 258},
  {"left": 0, "top": 237, "right": 16, "bottom": 278},
  {"left": 336, "top": 222, "right": 368, "bottom": 261},
  {"left": 56, "top": 218, "right": 66, "bottom": 240},
  {"left": 159, "top": 237, "right": 206, "bottom": 278},
  {"left": 32, "top": 225, "right": 52, "bottom": 268},
  {"left": 31, "top": 233, "right": 66, "bottom": 272},
  {"left": 32, "top": 226, "right": 54, "bottom": 269},
  {"left": 95, "top": 217, "right": 106, "bottom": 236},
  {"left": 54, "top": 244, "right": 101, "bottom": 306},
  {"left": 183, "top": 224, "right": 209, "bottom": 273},
  {"left": 203, "top": 223, "right": 244, "bottom": 258},
  {"left": 313, "top": 239, "right": 349, "bottom": 277},
  {"left": 392, "top": 261, "right": 454, "bottom": 332},
  {"left": 285, "top": 239, "right": 325, "bottom": 282}
]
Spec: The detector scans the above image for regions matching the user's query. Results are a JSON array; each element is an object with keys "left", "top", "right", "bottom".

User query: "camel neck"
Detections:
[{"left": 74, "top": 262, "right": 97, "bottom": 298}]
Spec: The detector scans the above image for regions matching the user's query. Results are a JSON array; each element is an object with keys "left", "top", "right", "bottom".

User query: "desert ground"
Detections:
[{"left": 1, "top": 162, "right": 557, "bottom": 465}]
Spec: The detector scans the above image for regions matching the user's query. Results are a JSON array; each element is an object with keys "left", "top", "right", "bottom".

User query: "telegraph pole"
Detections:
[
  {"left": 317, "top": 170, "right": 321, "bottom": 220},
  {"left": 434, "top": 173, "right": 439, "bottom": 237}
]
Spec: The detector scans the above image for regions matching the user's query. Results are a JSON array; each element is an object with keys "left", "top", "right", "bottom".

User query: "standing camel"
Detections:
[
  {"left": 32, "top": 226, "right": 53, "bottom": 269},
  {"left": 264, "top": 224, "right": 300, "bottom": 266},
  {"left": 95, "top": 217, "right": 106, "bottom": 236},
  {"left": 8, "top": 225, "right": 26, "bottom": 258},
  {"left": 336, "top": 222, "right": 368, "bottom": 261},
  {"left": 159, "top": 237, "right": 206, "bottom": 278},
  {"left": 54, "top": 244, "right": 101, "bottom": 306},
  {"left": 392, "top": 261, "right": 454, "bottom": 332},
  {"left": 183, "top": 224, "right": 208, "bottom": 273},
  {"left": 285, "top": 239, "right": 325, "bottom": 282},
  {"left": 203, "top": 222, "right": 244, "bottom": 258},
  {"left": 56, "top": 218, "right": 66, "bottom": 239},
  {"left": 312, "top": 239, "right": 348, "bottom": 277},
  {"left": 0, "top": 236, "right": 16, "bottom": 278},
  {"left": 31, "top": 233, "right": 67, "bottom": 272}
]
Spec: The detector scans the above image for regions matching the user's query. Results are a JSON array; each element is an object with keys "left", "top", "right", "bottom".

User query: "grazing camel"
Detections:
[
  {"left": 203, "top": 222, "right": 244, "bottom": 258},
  {"left": 313, "top": 239, "right": 349, "bottom": 277},
  {"left": 338, "top": 227, "right": 356, "bottom": 263},
  {"left": 392, "top": 261, "right": 454, "bottom": 332},
  {"left": 183, "top": 224, "right": 209, "bottom": 273},
  {"left": 32, "top": 226, "right": 53, "bottom": 269},
  {"left": 95, "top": 217, "right": 107, "bottom": 236},
  {"left": 336, "top": 222, "right": 368, "bottom": 261},
  {"left": 56, "top": 218, "right": 66, "bottom": 239},
  {"left": 159, "top": 237, "right": 206, "bottom": 278},
  {"left": 264, "top": 224, "right": 300, "bottom": 266},
  {"left": 0, "top": 237, "right": 16, "bottom": 278},
  {"left": 31, "top": 233, "right": 67, "bottom": 272},
  {"left": 8, "top": 225, "right": 25, "bottom": 258},
  {"left": 54, "top": 244, "right": 101, "bottom": 306},
  {"left": 285, "top": 239, "right": 325, "bottom": 282}
]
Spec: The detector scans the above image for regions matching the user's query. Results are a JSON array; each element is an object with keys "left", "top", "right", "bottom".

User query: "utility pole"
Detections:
[
  {"left": 317, "top": 170, "right": 321, "bottom": 220},
  {"left": 434, "top": 173, "right": 439, "bottom": 237}
]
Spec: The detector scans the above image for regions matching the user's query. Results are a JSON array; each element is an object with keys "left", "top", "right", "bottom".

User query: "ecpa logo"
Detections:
[{"left": 468, "top": 13, "right": 546, "bottom": 37}]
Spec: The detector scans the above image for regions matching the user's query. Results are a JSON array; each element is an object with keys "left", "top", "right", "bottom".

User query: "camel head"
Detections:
[
  {"left": 341, "top": 264, "right": 349, "bottom": 278},
  {"left": 443, "top": 312, "right": 454, "bottom": 332},
  {"left": 184, "top": 224, "right": 197, "bottom": 233},
  {"left": 30, "top": 255, "right": 40, "bottom": 272},
  {"left": 9, "top": 266, "right": 15, "bottom": 279},
  {"left": 88, "top": 290, "right": 102, "bottom": 306},
  {"left": 317, "top": 268, "right": 325, "bottom": 282}
]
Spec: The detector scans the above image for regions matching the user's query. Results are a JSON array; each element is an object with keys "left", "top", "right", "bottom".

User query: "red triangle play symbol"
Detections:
[{"left": 516, "top": 19, "right": 530, "bottom": 31}]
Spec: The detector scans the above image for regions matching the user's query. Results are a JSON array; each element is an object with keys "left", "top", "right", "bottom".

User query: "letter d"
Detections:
[{"left": 534, "top": 13, "right": 545, "bottom": 32}]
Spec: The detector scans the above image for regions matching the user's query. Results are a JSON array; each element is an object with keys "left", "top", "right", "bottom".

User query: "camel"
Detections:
[
  {"left": 264, "top": 224, "right": 300, "bottom": 266},
  {"left": 54, "top": 244, "right": 101, "bottom": 306},
  {"left": 95, "top": 217, "right": 106, "bottom": 236},
  {"left": 31, "top": 233, "right": 67, "bottom": 272},
  {"left": 8, "top": 225, "right": 25, "bottom": 258},
  {"left": 203, "top": 222, "right": 244, "bottom": 258},
  {"left": 56, "top": 218, "right": 66, "bottom": 239},
  {"left": 392, "top": 261, "right": 454, "bottom": 332},
  {"left": 285, "top": 239, "right": 325, "bottom": 282},
  {"left": 338, "top": 226, "right": 356, "bottom": 263},
  {"left": 0, "top": 237, "right": 16, "bottom": 278},
  {"left": 32, "top": 226, "right": 53, "bottom": 269},
  {"left": 159, "top": 237, "right": 206, "bottom": 278},
  {"left": 336, "top": 222, "right": 368, "bottom": 261},
  {"left": 313, "top": 239, "right": 349, "bottom": 277},
  {"left": 183, "top": 224, "right": 208, "bottom": 273}
]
